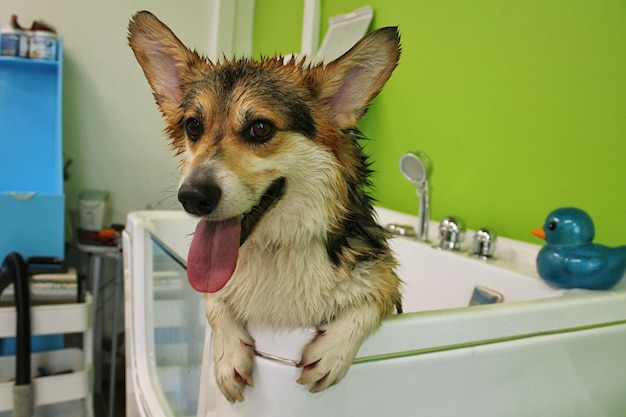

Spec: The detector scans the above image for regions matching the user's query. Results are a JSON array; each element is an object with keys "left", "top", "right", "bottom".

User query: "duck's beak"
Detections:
[{"left": 531, "top": 227, "right": 546, "bottom": 240}]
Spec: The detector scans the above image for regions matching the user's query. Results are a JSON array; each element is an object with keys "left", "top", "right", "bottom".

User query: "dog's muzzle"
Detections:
[{"left": 178, "top": 183, "right": 221, "bottom": 216}]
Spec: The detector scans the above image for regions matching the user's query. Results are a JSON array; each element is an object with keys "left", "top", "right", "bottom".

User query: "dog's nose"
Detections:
[{"left": 178, "top": 183, "right": 222, "bottom": 215}]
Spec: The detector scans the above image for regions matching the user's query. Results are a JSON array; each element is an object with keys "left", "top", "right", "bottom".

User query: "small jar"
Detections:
[
  {"left": 1, "top": 28, "right": 29, "bottom": 57},
  {"left": 29, "top": 30, "right": 57, "bottom": 60}
]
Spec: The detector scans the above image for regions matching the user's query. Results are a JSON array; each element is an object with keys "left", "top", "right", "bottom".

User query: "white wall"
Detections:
[{"left": 1, "top": 1, "right": 220, "bottom": 223}]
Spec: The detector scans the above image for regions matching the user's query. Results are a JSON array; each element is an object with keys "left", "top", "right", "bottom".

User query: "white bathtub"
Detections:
[{"left": 123, "top": 208, "right": 626, "bottom": 417}]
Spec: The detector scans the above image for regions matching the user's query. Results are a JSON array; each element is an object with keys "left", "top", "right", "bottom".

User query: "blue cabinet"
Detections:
[{"left": 0, "top": 38, "right": 64, "bottom": 260}]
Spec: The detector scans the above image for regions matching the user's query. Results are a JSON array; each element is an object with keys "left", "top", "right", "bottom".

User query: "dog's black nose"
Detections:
[{"left": 178, "top": 184, "right": 222, "bottom": 215}]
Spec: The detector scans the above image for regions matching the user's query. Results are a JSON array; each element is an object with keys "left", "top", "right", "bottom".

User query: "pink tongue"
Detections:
[{"left": 187, "top": 217, "right": 241, "bottom": 293}]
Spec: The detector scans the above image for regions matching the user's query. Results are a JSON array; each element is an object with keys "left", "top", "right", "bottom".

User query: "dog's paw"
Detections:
[
  {"left": 213, "top": 333, "right": 256, "bottom": 403},
  {"left": 296, "top": 326, "right": 360, "bottom": 393}
]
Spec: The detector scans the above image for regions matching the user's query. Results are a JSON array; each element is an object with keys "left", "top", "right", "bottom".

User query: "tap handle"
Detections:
[
  {"left": 472, "top": 228, "right": 497, "bottom": 259},
  {"left": 438, "top": 216, "right": 465, "bottom": 250}
]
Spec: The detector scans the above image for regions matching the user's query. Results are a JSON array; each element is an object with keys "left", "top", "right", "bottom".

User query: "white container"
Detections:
[
  {"left": 0, "top": 28, "right": 29, "bottom": 57},
  {"left": 29, "top": 30, "right": 57, "bottom": 60},
  {"left": 79, "top": 189, "right": 110, "bottom": 231}
]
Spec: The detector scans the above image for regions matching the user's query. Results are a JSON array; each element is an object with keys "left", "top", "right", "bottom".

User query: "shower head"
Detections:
[
  {"left": 399, "top": 151, "right": 432, "bottom": 188},
  {"left": 399, "top": 150, "right": 433, "bottom": 242}
]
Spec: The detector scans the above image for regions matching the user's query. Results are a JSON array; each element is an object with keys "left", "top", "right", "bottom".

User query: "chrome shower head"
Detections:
[
  {"left": 399, "top": 150, "right": 433, "bottom": 242},
  {"left": 399, "top": 151, "right": 432, "bottom": 188}
]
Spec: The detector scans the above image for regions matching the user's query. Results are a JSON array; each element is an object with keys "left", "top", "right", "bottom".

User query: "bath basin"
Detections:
[{"left": 123, "top": 208, "right": 626, "bottom": 417}]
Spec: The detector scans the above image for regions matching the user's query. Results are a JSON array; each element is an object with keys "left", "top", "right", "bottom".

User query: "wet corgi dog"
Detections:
[{"left": 128, "top": 11, "right": 402, "bottom": 403}]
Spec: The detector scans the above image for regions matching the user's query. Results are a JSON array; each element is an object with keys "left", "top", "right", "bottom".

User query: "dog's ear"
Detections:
[
  {"left": 128, "top": 11, "right": 203, "bottom": 113},
  {"left": 317, "top": 27, "right": 400, "bottom": 130}
]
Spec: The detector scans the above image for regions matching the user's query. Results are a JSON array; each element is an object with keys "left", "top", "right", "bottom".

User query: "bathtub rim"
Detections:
[{"left": 125, "top": 209, "right": 626, "bottom": 366}]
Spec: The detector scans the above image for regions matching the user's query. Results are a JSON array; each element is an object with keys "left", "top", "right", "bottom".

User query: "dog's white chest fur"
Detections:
[{"left": 214, "top": 233, "right": 340, "bottom": 328}]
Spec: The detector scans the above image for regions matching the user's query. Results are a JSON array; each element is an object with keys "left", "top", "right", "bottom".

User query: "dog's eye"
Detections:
[
  {"left": 248, "top": 120, "right": 275, "bottom": 143},
  {"left": 185, "top": 118, "right": 204, "bottom": 141}
]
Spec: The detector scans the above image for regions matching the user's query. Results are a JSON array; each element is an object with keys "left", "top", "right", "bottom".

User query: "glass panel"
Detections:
[{"left": 151, "top": 234, "right": 205, "bottom": 417}]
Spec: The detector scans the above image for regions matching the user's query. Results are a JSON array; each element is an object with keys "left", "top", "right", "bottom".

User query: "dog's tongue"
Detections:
[{"left": 187, "top": 217, "right": 240, "bottom": 293}]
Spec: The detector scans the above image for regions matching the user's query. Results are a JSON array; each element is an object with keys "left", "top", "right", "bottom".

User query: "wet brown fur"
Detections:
[{"left": 128, "top": 10, "right": 402, "bottom": 401}]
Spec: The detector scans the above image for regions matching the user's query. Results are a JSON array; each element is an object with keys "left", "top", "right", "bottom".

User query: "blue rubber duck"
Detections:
[{"left": 532, "top": 207, "right": 626, "bottom": 290}]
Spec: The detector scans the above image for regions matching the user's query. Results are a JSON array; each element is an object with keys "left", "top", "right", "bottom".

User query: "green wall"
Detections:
[{"left": 253, "top": 0, "right": 626, "bottom": 246}]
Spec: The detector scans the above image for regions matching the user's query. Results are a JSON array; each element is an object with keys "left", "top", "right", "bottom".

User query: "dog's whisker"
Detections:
[{"left": 154, "top": 188, "right": 179, "bottom": 210}]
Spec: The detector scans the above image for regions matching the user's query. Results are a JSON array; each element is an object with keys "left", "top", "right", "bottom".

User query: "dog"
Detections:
[{"left": 128, "top": 11, "right": 402, "bottom": 403}]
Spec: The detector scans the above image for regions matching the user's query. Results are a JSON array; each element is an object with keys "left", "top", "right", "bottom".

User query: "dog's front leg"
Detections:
[
  {"left": 297, "top": 303, "right": 381, "bottom": 393},
  {"left": 205, "top": 294, "right": 255, "bottom": 402}
]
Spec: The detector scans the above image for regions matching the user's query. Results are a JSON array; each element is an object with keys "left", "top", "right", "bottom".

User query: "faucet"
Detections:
[
  {"left": 437, "top": 216, "right": 466, "bottom": 250},
  {"left": 399, "top": 151, "right": 432, "bottom": 242},
  {"left": 472, "top": 228, "right": 497, "bottom": 259}
]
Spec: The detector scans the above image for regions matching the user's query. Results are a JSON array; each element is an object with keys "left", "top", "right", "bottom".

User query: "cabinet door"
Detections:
[
  {"left": 0, "top": 58, "right": 62, "bottom": 194},
  {"left": 0, "top": 192, "right": 64, "bottom": 259}
]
